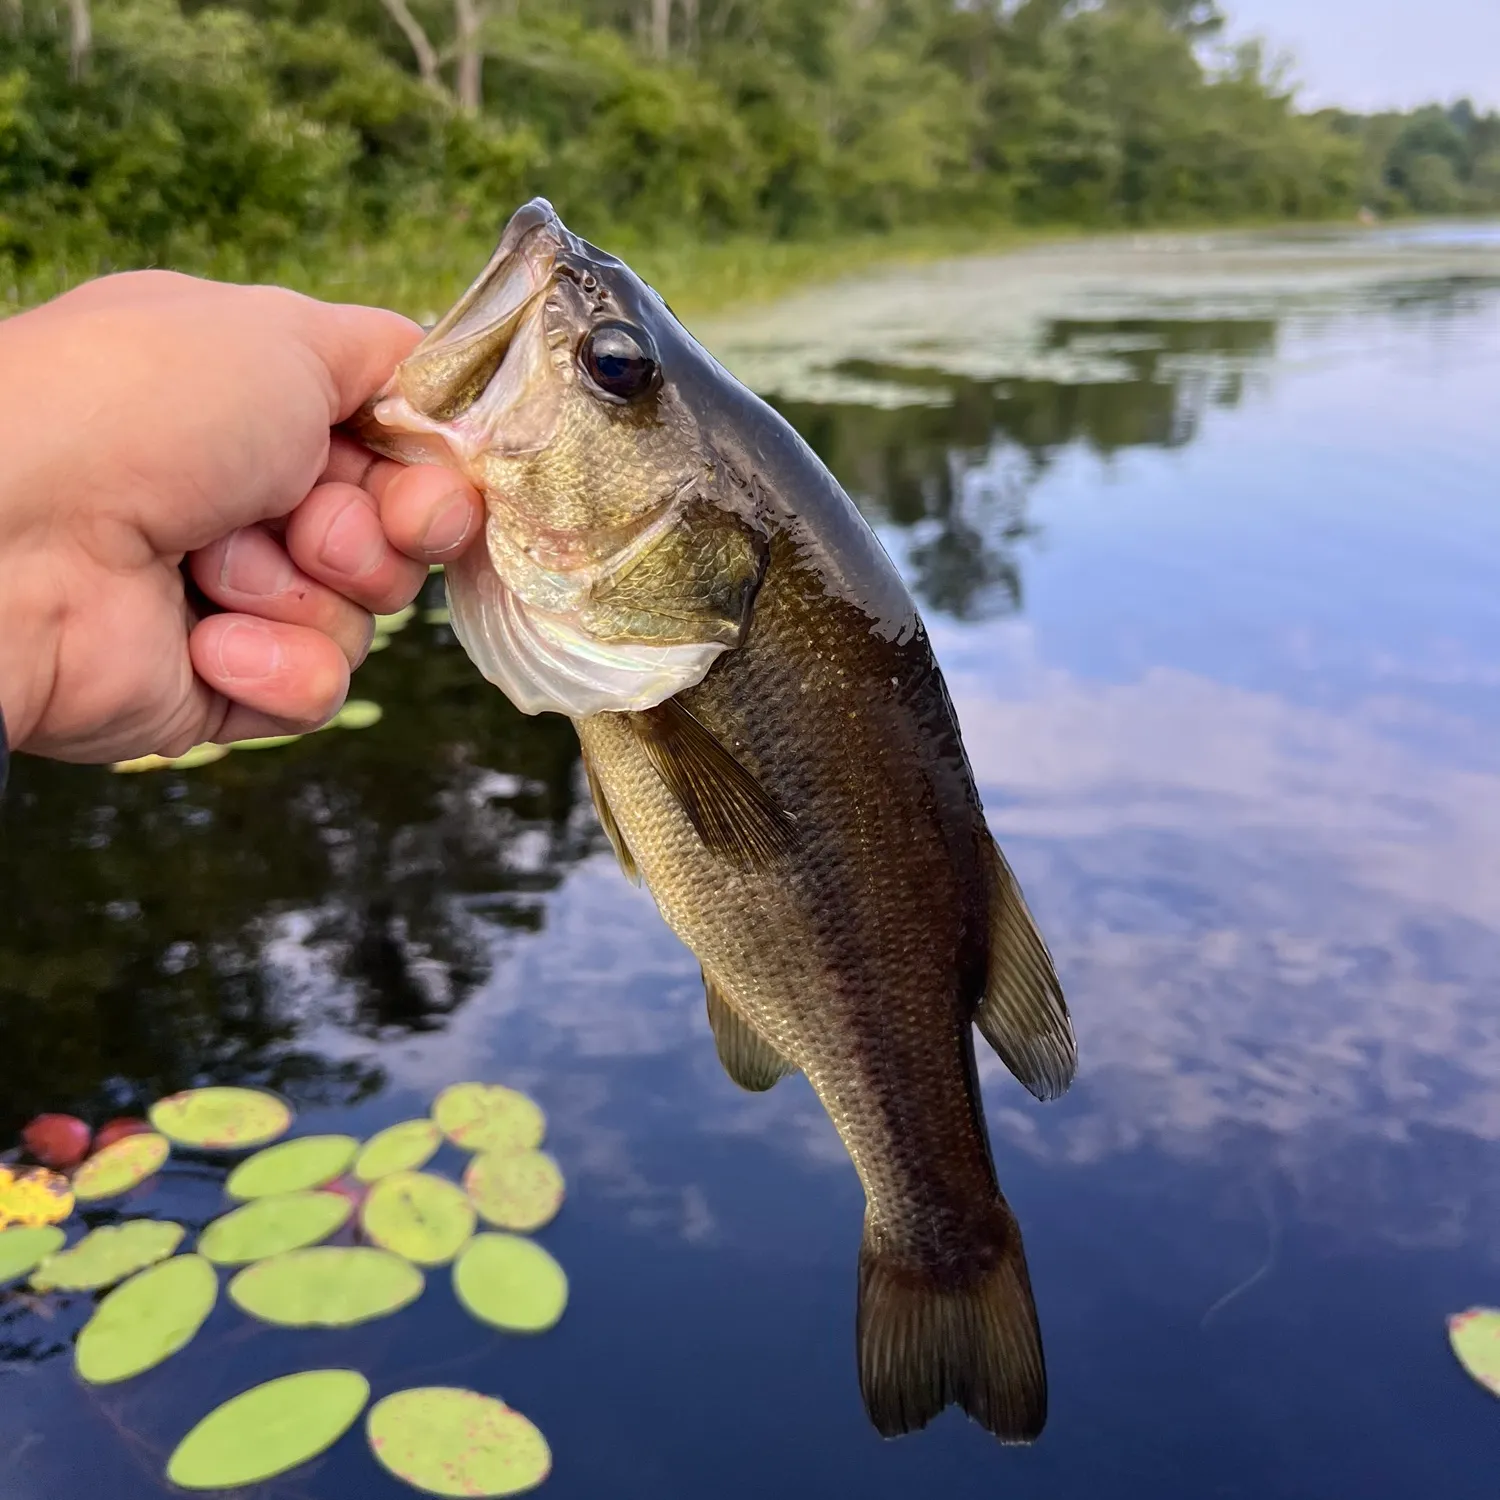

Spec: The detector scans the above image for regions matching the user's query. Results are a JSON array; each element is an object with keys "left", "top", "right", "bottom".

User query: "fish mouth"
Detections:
[{"left": 349, "top": 198, "right": 571, "bottom": 467}]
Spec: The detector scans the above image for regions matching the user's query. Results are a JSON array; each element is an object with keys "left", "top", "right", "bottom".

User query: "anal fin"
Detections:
[
  {"left": 631, "top": 696, "right": 798, "bottom": 872},
  {"left": 704, "top": 970, "right": 796, "bottom": 1092},
  {"left": 582, "top": 749, "right": 639, "bottom": 885},
  {"left": 976, "top": 838, "right": 1076, "bottom": 1102}
]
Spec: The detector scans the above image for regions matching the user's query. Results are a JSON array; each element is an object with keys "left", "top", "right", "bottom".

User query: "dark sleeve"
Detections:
[{"left": 1, "top": 706, "right": 8, "bottom": 799}]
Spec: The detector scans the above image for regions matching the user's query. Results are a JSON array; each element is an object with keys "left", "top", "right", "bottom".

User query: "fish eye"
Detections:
[{"left": 580, "top": 322, "right": 659, "bottom": 403}]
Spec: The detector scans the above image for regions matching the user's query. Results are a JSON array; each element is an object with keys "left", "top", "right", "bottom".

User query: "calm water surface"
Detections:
[{"left": 4, "top": 224, "right": 1500, "bottom": 1497}]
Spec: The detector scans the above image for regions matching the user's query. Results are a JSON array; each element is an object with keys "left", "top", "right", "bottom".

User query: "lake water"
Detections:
[{"left": 4, "top": 222, "right": 1500, "bottom": 1497}]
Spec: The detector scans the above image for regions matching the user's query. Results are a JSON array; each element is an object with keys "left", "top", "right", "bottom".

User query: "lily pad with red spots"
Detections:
[
  {"left": 432, "top": 1084, "right": 545, "bottom": 1156},
  {"left": 366, "top": 1387, "right": 551, "bottom": 1497},
  {"left": 463, "top": 1152, "right": 564, "bottom": 1234},
  {"left": 150, "top": 1087, "right": 292, "bottom": 1151},
  {"left": 72, "top": 1132, "right": 171, "bottom": 1201},
  {"left": 1450, "top": 1307, "right": 1500, "bottom": 1397}
]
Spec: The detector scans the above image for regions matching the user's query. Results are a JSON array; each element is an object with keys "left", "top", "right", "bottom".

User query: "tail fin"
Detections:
[{"left": 857, "top": 1216, "right": 1047, "bottom": 1443}]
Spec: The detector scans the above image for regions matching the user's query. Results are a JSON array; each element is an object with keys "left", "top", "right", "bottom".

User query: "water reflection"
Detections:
[{"left": 3, "top": 229, "right": 1500, "bottom": 1499}]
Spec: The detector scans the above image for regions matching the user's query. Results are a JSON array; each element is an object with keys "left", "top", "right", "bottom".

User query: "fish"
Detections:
[{"left": 355, "top": 199, "right": 1077, "bottom": 1443}]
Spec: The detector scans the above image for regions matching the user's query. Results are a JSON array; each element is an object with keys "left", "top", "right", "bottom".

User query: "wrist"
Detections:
[{"left": 0, "top": 542, "right": 63, "bottom": 756}]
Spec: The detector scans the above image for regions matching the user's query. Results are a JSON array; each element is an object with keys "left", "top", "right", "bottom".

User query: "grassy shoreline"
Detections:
[{"left": 5, "top": 213, "right": 1379, "bottom": 323}]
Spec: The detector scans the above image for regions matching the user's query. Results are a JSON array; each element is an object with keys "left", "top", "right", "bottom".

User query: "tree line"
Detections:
[{"left": 0, "top": 0, "right": 1496, "bottom": 289}]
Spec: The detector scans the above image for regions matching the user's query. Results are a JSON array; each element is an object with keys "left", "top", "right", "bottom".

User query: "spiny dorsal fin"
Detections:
[
  {"left": 704, "top": 970, "right": 797, "bottom": 1092},
  {"left": 582, "top": 750, "right": 639, "bottom": 885},
  {"left": 631, "top": 697, "right": 798, "bottom": 872},
  {"left": 975, "top": 838, "right": 1076, "bottom": 1102},
  {"left": 857, "top": 1206, "right": 1047, "bottom": 1443}
]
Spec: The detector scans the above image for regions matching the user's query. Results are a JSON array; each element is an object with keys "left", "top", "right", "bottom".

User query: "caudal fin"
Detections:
[{"left": 856, "top": 1216, "right": 1046, "bottom": 1443}]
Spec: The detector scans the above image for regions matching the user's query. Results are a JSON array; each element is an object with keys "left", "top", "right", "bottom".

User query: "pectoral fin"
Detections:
[
  {"left": 974, "top": 839, "right": 1076, "bottom": 1102},
  {"left": 704, "top": 971, "right": 797, "bottom": 1091},
  {"left": 631, "top": 697, "right": 798, "bottom": 872},
  {"left": 582, "top": 750, "right": 639, "bottom": 885}
]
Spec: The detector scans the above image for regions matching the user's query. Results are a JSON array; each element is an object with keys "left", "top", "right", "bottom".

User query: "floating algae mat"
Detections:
[{"left": 5, "top": 1079, "right": 561, "bottom": 1496}]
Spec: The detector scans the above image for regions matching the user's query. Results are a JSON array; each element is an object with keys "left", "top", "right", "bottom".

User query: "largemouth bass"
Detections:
[{"left": 357, "top": 201, "right": 1077, "bottom": 1442}]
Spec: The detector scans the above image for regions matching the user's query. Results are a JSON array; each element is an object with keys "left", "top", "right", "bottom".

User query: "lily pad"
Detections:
[
  {"left": 361, "top": 1172, "right": 475, "bottom": 1265},
  {"left": 333, "top": 699, "right": 383, "bottom": 730},
  {"left": 226, "top": 1135, "right": 359, "bottom": 1200},
  {"left": 72, "top": 1132, "right": 171, "bottom": 1201},
  {"left": 0, "top": 1165, "right": 75, "bottom": 1228},
  {"left": 463, "top": 1152, "right": 565, "bottom": 1233},
  {"left": 233, "top": 733, "right": 304, "bottom": 751},
  {"left": 167, "top": 1370, "right": 371, "bottom": 1490},
  {"left": 432, "top": 1083, "right": 545, "bottom": 1156},
  {"left": 453, "top": 1235, "right": 567, "bottom": 1334},
  {"left": 1450, "top": 1308, "right": 1500, "bottom": 1397},
  {"left": 229, "top": 1246, "right": 424, "bottom": 1327},
  {"left": 374, "top": 605, "right": 416, "bottom": 633},
  {"left": 0, "top": 1226, "right": 65, "bottom": 1284},
  {"left": 75, "top": 1254, "right": 218, "bottom": 1385},
  {"left": 32, "top": 1220, "right": 185, "bottom": 1291},
  {"left": 367, "top": 1387, "right": 551, "bottom": 1497},
  {"left": 150, "top": 1087, "right": 292, "bottom": 1150},
  {"left": 354, "top": 1120, "right": 442, "bottom": 1183},
  {"left": 198, "top": 1190, "right": 351, "bottom": 1265}
]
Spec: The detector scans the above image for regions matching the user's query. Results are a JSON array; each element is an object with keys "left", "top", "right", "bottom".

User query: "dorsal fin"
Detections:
[
  {"left": 630, "top": 697, "right": 798, "bottom": 872},
  {"left": 704, "top": 970, "right": 797, "bottom": 1092},
  {"left": 974, "top": 839, "right": 1076, "bottom": 1101}
]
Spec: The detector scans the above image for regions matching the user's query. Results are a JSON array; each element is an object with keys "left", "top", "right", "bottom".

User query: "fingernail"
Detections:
[
  {"left": 221, "top": 528, "right": 294, "bottom": 597},
  {"left": 215, "top": 621, "right": 283, "bottom": 681},
  {"left": 420, "top": 494, "right": 473, "bottom": 556},
  {"left": 318, "top": 496, "right": 385, "bottom": 578}
]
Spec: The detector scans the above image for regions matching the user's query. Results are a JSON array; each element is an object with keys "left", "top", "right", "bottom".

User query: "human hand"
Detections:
[{"left": 0, "top": 271, "right": 484, "bottom": 764}]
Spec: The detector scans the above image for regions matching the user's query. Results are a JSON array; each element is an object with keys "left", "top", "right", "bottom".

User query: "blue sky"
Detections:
[{"left": 1223, "top": 0, "right": 1500, "bottom": 112}]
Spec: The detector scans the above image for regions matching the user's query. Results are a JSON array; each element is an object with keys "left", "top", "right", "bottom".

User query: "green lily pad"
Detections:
[
  {"left": 453, "top": 1234, "right": 567, "bottom": 1334},
  {"left": 354, "top": 1120, "right": 442, "bottom": 1183},
  {"left": 226, "top": 1135, "right": 359, "bottom": 1200},
  {"left": 72, "top": 1132, "right": 171, "bottom": 1201},
  {"left": 432, "top": 1083, "right": 545, "bottom": 1156},
  {"left": 198, "top": 1190, "right": 351, "bottom": 1265},
  {"left": 167, "top": 1370, "right": 371, "bottom": 1490},
  {"left": 360, "top": 1172, "right": 475, "bottom": 1265},
  {"left": 31, "top": 1221, "right": 185, "bottom": 1292},
  {"left": 0, "top": 1164, "right": 74, "bottom": 1228},
  {"left": 463, "top": 1152, "right": 565, "bottom": 1233},
  {"left": 1450, "top": 1307, "right": 1500, "bottom": 1396},
  {"left": 366, "top": 634, "right": 392, "bottom": 653},
  {"left": 233, "top": 733, "right": 304, "bottom": 751},
  {"left": 229, "top": 1247, "right": 424, "bottom": 1327},
  {"left": 374, "top": 605, "right": 416, "bottom": 634},
  {"left": 367, "top": 1388, "right": 550, "bottom": 1497},
  {"left": 333, "top": 699, "right": 383, "bottom": 730},
  {"left": 0, "top": 1226, "right": 66, "bottom": 1284},
  {"left": 150, "top": 1087, "right": 292, "bottom": 1150},
  {"left": 75, "top": 1254, "right": 218, "bottom": 1385}
]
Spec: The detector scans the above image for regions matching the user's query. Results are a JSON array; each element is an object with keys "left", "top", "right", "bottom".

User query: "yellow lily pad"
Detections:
[
  {"left": 453, "top": 1234, "right": 567, "bottom": 1334},
  {"left": 0, "top": 1164, "right": 74, "bottom": 1228},
  {"left": 198, "top": 1190, "right": 351, "bottom": 1265},
  {"left": 167, "top": 1370, "right": 370, "bottom": 1490},
  {"left": 0, "top": 1225, "right": 66, "bottom": 1284},
  {"left": 463, "top": 1151, "right": 565, "bottom": 1233},
  {"left": 360, "top": 1172, "right": 475, "bottom": 1266},
  {"left": 75, "top": 1254, "right": 218, "bottom": 1385},
  {"left": 31, "top": 1220, "right": 185, "bottom": 1292},
  {"left": 229, "top": 1246, "right": 423, "bottom": 1327},
  {"left": 353, "top": 1120, "right": 442, "bottom": 1183},
  {"left": 432, "top": 1083, "right": 545, "bottom": 1156},
  {"left": 374, "top": 605, "right": 416, "bottom": 633},
  {"left": 226, "top": 1135, "right": 359, "bottom": 1200},
  {"left": 111, "top": 743, "right": 230, "bottom": 773},
  {"left": 1450, "top": 1307, "right": 1500, "bottom": 1397},
  {"left": 232, "top": 733, "right": 304, "bottom": 751},
  {"left": 150, "top": 1087, "right": 292, "bottom": 1150},
  {"left": 367, "top": 1387, "right": 550, "bottom": 1497},
  {"left": 72, "top": 1132, "right": 171, "bottom": 1201}
]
